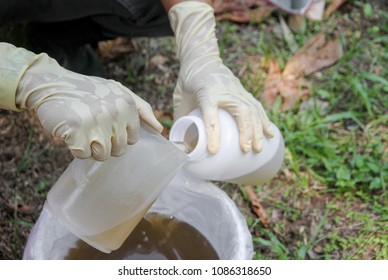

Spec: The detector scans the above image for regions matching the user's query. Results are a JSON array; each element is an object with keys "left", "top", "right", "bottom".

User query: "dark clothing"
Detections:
[
  {"left": 1, "top": 0, "right": 172, "bottom": 41},
  {"left": 1, "top": 0, "right": 173, "bottom": 76}
]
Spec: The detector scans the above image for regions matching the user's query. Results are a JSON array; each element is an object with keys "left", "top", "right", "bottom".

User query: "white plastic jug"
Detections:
[
  {"left": 46, "top": 123, "right": 187, "bottom": 253},
  {"left": 169, "top": 109, "right": 285, "bottom": 185}
]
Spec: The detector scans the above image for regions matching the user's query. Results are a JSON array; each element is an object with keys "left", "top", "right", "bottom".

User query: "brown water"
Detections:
[
  {"left": 79, "top": 207, "right": 150, "bottom": 253},
  {"left": 65, "top": 213, "right": 219, "bottom": 260}
]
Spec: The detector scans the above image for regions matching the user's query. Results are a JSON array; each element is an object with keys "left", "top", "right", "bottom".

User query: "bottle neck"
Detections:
[{"left": 169, "top": 115, "right": 208, "bottom": 161}]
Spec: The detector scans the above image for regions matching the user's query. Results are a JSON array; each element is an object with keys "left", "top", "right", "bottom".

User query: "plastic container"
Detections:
[
  {"left": 24, "top": 171, "right": 253, "bottom": 260},
  {"left": 46, "top": 123, "right": 187, "bottom": 253},
  {"left": 169, "top": 109, "right": 285, "bottom": 185}
]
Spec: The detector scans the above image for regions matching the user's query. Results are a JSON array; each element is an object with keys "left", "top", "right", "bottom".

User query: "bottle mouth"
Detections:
[
  {"left": 172, "top": 124, "right": 198, "bottom": 154},
  {"left": 169, "top": 116, "right": 207, "bottom": 161}
]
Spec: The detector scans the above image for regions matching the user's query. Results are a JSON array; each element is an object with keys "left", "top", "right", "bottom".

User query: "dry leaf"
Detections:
[
  {"left": 262, "top": 60, "right": 310, "bottom": 110},
  {"left": 150, "top": 55, "right": 169, "bottom": 67},
  {"left": 216, "top": 11, "right": 251, "bottom": 23},
  {"left": 261, "top": 32, "right": 342, "bottom": 111},
  {"left": 280, "top": 77, "right": 310, "bottom": 110},
  {"left": 97, "top": 37, "right": 135, "bottom": 62},
  {"left": 283, "top": 33, "right": 343, "bottom": 77},
  {"left": 213, "top": 0, "right": 257, "bottom": 14},
  {"left": 244, "top": 185, "right": 270, "bottom": 227},
  {"left": 214, "top": 0, "right": 273, "bottom": 23},
  {"left": 153, "top": 109, "right": 173, "bottom": 139},
  {"left": 325, "top": 0, "right": 348, "bottom": 18},
  {"left": 250, "top": 4, "right": 274, "bottom": 23},
  {"left": 150, "top": 55, "right": 169, "bottom": 72},
  {"left": 374, "top": 66, "right": 382, "bottom": 75},
  {"left": 261, "top": 60, "right": 283, "bottom": 106}
]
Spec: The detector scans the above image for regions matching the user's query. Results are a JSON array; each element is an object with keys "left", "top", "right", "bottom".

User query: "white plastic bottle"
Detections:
[{"left": 169, "top": 109, "right": 285, "bottom": 185}]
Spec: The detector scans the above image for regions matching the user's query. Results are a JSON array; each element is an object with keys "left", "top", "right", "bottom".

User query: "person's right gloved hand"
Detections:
[
  {"left": 0, "top": 43, "right": 163, "bottom": 161},
  {"left": 168, "top": 2, "right": 273, "bottom": 154}
]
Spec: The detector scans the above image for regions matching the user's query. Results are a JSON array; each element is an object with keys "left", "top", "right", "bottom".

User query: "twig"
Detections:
[
  {"left": 244, "top": 186, "right": 270, "bottom": 227},
  {"left": 325, "top": 0, "right": 348, "bottom": 18}
]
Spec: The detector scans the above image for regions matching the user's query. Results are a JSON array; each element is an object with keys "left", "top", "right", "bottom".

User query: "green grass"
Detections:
[
  {"left": 1, "top": 0, "right": 386, "bottom": 261},
  {"left": 216, "top": 1, "right": 387, "bottom": 260}
]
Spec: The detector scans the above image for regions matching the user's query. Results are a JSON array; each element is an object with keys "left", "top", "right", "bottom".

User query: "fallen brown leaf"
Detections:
[
  {"left": 150, "top": 54, "right": 170, "bottom": 73},
  {"left": 261, "top": 60, "right": 282, "bottom": 106},
  {"left": 153, "top": 109, "right": 173, "bottom": 139},
  {"left": 261, "top": 33, "right": 342, "bottom": 110},
  {"left": 283, "top": 33, "right": 343, "bottom": 77},
  {"left": 97, "top": 37, "right": 135, "bottom": 62},
  {"left": 214, "top": 0, "right": 273, "bottom": 23},
  {"left": 244, "top": 185, "right": 270, "bottom": 227},
  {"left": 250, "top": 5, "right": 274, "bottom": 23},
  {"left": 150, "top": 55, "right": 169, "bottom": 67},
  {"left": 153, "top": 109, "right": 165, "bottom": 121},
  {"left": 213, "top": 0, "right": 257, "bottom": 14},
  {"left": 216, "top": 11, "right": 251, "bottom": 23},
  {"left": 325, "top": 0, "right": 348, "bottom": 18},
  {"left": 261, "top": 60, "right": 310, "bottom": 110},
  {"left": 374, "top": 66, "right": 382, "bottom": 75}
]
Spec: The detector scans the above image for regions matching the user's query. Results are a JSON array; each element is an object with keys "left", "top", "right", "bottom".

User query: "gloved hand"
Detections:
[
  {"left": 0, "top": 43, "right": 163, "bottom": 161},
  {"left": 168, "top": 2, "right": 273, "bottom": 154}
]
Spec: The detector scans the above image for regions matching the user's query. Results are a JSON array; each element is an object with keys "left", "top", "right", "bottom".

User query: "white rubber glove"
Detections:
[
  {"left": 168, "top": 2, "right": 273, "bottom": 154},
  {"left": 0, "top": 43, "right": 163, "bottom": 161}
]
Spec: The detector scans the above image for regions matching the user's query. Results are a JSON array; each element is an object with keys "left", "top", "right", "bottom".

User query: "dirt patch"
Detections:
[
  {"left": 0, "top": 109, "right": 72, "bottom": 258},
  {"left": 1, "top": 0, "right": 386, "bottom": 260}
]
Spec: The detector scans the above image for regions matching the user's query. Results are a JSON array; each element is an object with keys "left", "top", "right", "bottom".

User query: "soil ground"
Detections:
[{"left": 1, "top": 1, "right": 387, "bottom": 259}]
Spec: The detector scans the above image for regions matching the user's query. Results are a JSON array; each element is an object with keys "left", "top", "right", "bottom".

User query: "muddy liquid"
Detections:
[
  {"left": 65, "top": 213, "right": 219, "bottom": 260},
  {"left": 80, "top": 207, "right": 150, "bottom": 252}
]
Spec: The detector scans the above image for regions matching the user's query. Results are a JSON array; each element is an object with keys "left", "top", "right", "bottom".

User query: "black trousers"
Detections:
[{"left": 1, "top": 0, "right": 173, "bottom": 46}]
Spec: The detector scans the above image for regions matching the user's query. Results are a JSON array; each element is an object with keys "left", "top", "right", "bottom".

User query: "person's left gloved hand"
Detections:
[
  {"left": 168, "top": 2, "right": 273, "bottom": 154},
  {"left": 0, "top": 43, "right": 163, "bottom": 161}
]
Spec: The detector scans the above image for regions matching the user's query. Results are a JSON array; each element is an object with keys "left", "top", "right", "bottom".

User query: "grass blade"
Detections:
[{"left": 348, "top": 77, "right": 373, "bottom": 117}]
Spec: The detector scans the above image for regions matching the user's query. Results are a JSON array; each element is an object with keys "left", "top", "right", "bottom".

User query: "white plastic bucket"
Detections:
[{"left": 23, "top": 171, "right": 254, "bottom": 260}]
